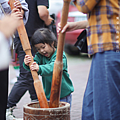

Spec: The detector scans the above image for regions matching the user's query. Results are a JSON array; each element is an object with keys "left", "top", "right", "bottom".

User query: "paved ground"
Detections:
[{"left": 8, "top": 54, "right": 92, "bottom": 120}]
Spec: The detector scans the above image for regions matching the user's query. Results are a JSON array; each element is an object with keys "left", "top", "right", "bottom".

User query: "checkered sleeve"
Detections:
[{"left": 75, "top": 0, "right": 100, "bottom": 13}]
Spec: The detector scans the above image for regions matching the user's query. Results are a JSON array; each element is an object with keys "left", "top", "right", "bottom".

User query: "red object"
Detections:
[{"left": 11, "top": 53, "right": 19, "bottom": 66}]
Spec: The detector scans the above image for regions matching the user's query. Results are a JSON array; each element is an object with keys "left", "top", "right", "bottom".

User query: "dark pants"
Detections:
[
  {"left": 0, "top": 68, "right": 8, "bottom": 120},
  {"left": 7, "top": 37, "right": 37, "bottom": 108}
]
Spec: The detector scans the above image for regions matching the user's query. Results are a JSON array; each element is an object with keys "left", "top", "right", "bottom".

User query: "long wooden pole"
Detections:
[
  {"left": 9, "top": 0, "right": 49, "bottom": 108},
  {"left": 49, "top": 0, "right": 71, "bottom": 108}
]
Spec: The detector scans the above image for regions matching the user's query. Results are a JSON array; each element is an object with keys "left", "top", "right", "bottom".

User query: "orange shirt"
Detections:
[{"left": 73, "top": 0, "right": 120, "bottom": 55}]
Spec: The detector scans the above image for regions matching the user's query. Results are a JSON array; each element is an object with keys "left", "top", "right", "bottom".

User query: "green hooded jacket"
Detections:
[{"left": 23, "top": 49, "right": 74, "bottom": 99}]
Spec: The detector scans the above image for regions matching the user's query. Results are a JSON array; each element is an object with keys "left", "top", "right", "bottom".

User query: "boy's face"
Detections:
[{"left": 34, "top": 43, "right": 55, "bottom": 58}]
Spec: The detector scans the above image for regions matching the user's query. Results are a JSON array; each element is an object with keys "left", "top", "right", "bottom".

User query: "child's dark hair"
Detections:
[{"left": 31, "top": 28, "right": 57, "bottom": 52}]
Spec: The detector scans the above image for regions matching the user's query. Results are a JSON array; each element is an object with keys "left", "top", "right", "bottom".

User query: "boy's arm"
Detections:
[
  {"left": 37, "top": 61, "right": 55, "bottom": 77},
  {"left": 37, "top": 55, "right": 67, "bottom": 77},
  {"left": 73, "top": 0, "right": 100, "bottom": 13}
]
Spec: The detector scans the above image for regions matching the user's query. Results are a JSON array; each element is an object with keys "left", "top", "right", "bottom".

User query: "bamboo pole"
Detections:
[
  {"left": 9, "top": 0, "right": 49, "bottom": 108},
  {"left": 49, "top": 0, "right": 71, "bottom": 108}
]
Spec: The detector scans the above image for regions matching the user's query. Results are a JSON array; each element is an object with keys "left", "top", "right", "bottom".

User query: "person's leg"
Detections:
[
  {"left": 0, "top": 68, "right": 8, "bottom": 120},
  {"left": 28, "top": 81, "right": 38, "bottom": 101},
  {"left": 60, "top": 94, "right": 72, "bottom": 108},
  {"left": 82, "top": 59, "right": 94, "bottom": 120},
  {"left": 7, "top": 80, "right": 28, "bottom": 108},
  {"left": 82, "top": 51, "right": 120, "bottom": 120},
  {"left": 7, "top": 37, "right": 37, "bottom": 108}
]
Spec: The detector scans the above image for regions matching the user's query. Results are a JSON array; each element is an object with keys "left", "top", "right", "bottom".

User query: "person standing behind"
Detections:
[
  {"left": 58, "top": 0, "right": 120, "bottom": 119},
  {"left": 7, "top": 0, "right": 57, "bottom": 116},
  {"left": 0, "top": 0, "right": 28, "bottom": 120},
  {"left": 0, "top": 12, "right": 23, "bottom": 120}
]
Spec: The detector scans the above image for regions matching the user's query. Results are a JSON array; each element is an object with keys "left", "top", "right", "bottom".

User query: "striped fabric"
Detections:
[{"left": 73, "top": 0, "right": 120, "bottom": 55}]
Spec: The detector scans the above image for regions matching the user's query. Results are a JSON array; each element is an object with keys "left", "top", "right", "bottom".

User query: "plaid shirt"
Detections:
[{"left": 73, "top": 0, "right": 120, "bottom": 55}]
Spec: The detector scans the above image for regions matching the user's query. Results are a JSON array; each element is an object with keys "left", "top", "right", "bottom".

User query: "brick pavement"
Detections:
[{"left": 8, "top": 55, "right": 91, "bottom": 120}]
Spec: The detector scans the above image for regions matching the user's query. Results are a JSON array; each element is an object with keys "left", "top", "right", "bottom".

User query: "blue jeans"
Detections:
[
  {"left": 48, "top": 94, "right": 72, "bottom": 108},
  {"left": 60, "top": 94, "right": 72, "bottom": 108},
  {"left": 82, "top": 51, "right": 120, "bottom": 120}
]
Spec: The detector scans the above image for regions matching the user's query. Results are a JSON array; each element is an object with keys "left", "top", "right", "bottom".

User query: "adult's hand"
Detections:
[
  {"left": 57, "top": 22, "right": 77, "bottom": 34},
  {"left": 0, "top": 15, "right": 21, "bottom": 39},
  {"left": 11, "top": 8, "right": 23, "bottom": 19},
  {"left": 57, "top": 20, "right": 88, "bottom": 34},
  {"left": 8, "top": 0, "right": 24, "bottom": 16}
]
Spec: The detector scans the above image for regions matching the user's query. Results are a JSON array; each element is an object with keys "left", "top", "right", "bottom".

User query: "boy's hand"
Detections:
[
  {"left": 30, "top": 62, "right": 39, "bottom": 72},
  {"left": 24, "top": 55, "right": 32, "bottom": 66}
]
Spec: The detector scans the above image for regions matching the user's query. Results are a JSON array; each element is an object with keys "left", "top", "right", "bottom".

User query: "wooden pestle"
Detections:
[{"left": 49, "top": 0, "right": 71, "bottom": 108}]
